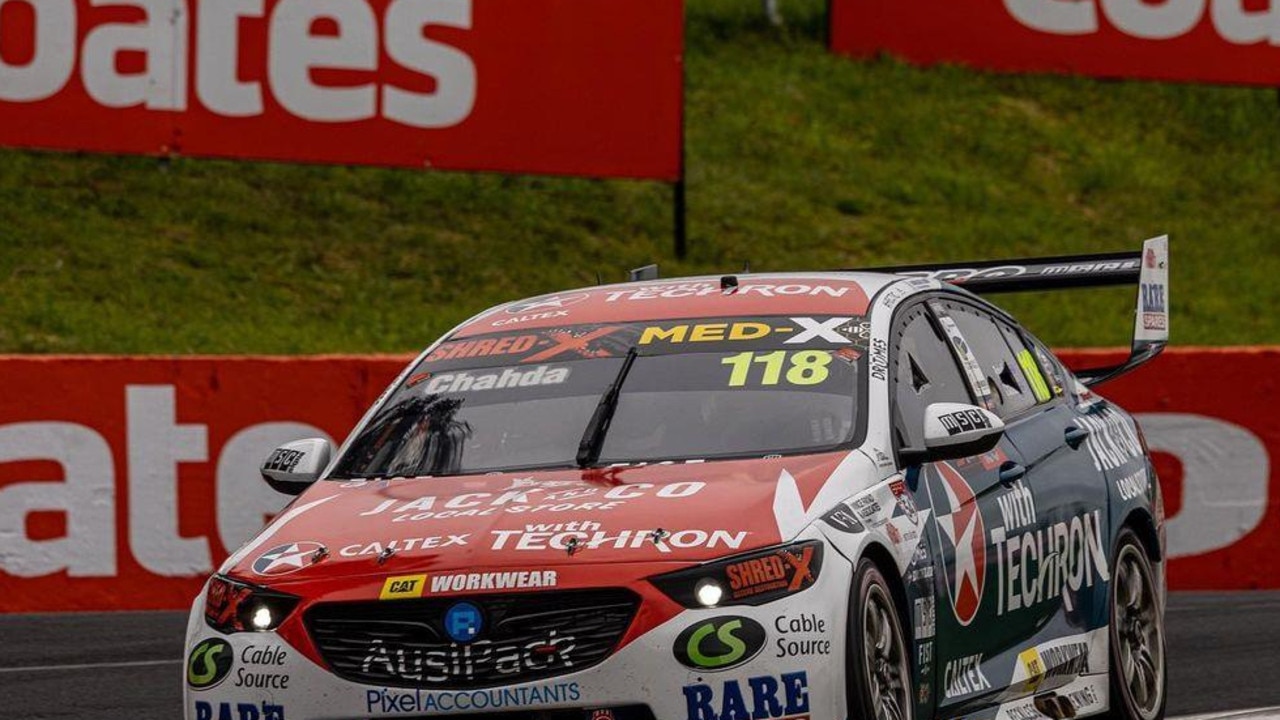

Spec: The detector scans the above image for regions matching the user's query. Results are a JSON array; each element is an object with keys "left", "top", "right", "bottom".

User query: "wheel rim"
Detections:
[
  {"left": 1114, "top": 544, "right": 1165, "bottom": 720},
  {"left": 862, "top": 583, "right": 911, "bottom": 720}
]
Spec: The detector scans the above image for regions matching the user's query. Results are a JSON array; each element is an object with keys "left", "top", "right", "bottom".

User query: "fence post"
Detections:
[
  {"left": 674, "top": 179, "right": 687, "bottom": 259},
  {"left": 673, "top": 4, "right": 689, "bottom": 260}
]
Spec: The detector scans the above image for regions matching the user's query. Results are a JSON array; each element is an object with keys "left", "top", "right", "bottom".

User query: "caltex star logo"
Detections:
[
  {"left": 926, "top": 463, "right": 986, "bottom": 626},
  {"left": 252, "top": 541, "right": 325, "bottom": 577},
  {"left": 505, "top": 293, "right": 590, "bottom": 314}
]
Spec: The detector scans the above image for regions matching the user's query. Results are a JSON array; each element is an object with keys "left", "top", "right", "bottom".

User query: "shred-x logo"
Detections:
[
  {"left": 522, "top": 327, "right": 623, "bottom": 363},
  {"left": 725, "top": 545, "right": 816, "bottom": 600},
  {"left": 926, "top": 463, "right": 986, "bottom": 626}
]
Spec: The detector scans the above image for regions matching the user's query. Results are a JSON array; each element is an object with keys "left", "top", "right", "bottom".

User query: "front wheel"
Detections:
[
  {"left": 847, "top": 559, "right": 914, "bottom": 720},
  {"left": 1106, "top": 529, "right": 1167, "bottom": 720}
]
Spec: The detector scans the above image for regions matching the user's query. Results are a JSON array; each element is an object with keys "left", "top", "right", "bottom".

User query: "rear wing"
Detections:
[{"left": 861, "top": 236, "right": 1170, "bottom": 387}]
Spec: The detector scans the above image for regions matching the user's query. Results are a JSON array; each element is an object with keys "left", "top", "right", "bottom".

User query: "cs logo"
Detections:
[
  {"left": 187, "top": 638, "right": 233, "bottom": 690},
  {"left": 673, "top": 616, "right": 766, "bottom": 671}
]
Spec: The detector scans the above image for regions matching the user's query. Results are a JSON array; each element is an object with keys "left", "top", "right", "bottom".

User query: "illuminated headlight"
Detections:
[
  {"left": 204, "top": 575, "right": 299, "bottom": 634},
  {"left": 651, "top": 541, "right": 824, "bottom": 608},
  {"left": 250, "top": 606, "right": 275, "bottom": 631},
  {"left": 694, "top": 578, "right": 725, "bottom": 608}
]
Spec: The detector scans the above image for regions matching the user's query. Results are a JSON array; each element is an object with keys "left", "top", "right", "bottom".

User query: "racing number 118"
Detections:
[{"left": 721, "top": 351, "right": 832, "bottom": 387}]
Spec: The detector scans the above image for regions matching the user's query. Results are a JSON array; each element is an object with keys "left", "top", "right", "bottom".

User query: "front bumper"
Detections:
[{"left": 183, "top": 546, "right": 854, "bottom": 720}]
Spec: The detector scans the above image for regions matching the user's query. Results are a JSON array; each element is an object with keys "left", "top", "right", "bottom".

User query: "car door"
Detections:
[
  {"left": 888, "top": 300, "right": 1027, "bottom": 717},
  {"left": 929, "top": 298, "right": 1110, "bottom": 705},
  {"left": 1015, "top": 330, "right": 1117, "bottom": 680}
]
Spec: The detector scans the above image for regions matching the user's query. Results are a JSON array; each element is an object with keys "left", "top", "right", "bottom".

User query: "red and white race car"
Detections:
[{"left": 185, "top": 239, "right": 1170, "bottom": 720}]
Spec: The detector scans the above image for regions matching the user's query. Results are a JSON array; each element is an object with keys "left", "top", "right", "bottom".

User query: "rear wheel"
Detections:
[
  {"left": 847, "top": 559, "right": 914, "bottom": 720},
  {"left": 1107, "top": 530, "right": 1167, "bottom": 720}
]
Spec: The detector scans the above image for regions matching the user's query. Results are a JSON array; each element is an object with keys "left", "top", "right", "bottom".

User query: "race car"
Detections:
[{"left": 185, "top": 237, "right": 1171, "bottom": 720}]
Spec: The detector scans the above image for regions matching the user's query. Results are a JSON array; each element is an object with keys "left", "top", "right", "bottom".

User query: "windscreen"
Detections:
[{"left": 329, "top": 316, "right": 866, "bottom": 478}]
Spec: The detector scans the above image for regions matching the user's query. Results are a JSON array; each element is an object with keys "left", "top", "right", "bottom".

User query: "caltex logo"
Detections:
[
  {"left": 926, "top": 463, "right": 986, "bottom": 626},
  {"left": 505, "top": 293, "right": 591, "bottom": 314},
  {"left": 252, "top": 541, "right": 325, "bottom": 577}
]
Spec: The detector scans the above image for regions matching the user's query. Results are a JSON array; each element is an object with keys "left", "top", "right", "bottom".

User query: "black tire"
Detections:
[
  {"left": 1105, "top": 529, "right": 1167, "bottom": 720},
  {"left": 847, "top": 559, "right": 914, "bottom": 720}
]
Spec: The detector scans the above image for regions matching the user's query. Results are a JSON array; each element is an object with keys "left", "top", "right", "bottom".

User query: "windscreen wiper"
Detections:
[{"left": 576, "top": 347, "right": 639, "bottom": 468}]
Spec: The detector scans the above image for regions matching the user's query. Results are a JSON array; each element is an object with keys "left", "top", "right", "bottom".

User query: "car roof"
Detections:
[{"left": 450, "top": 272, "right": 905, "bottom": 339}]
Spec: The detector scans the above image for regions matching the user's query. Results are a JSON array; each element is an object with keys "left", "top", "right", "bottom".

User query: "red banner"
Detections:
[
  {"left": 0, "top": 349, "right": 1276, "bottom": 612},
  {"left": 0, "top": 0, "right": 683, "bottom": 180},
  {"left": 830, "top": 0, "right": 1280, "bottom": 86},
  {"left": 1064, "top": 348, "right": 1280, "bottom": 591}
]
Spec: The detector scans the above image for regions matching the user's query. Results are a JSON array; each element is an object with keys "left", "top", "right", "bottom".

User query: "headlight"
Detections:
[
  {"left": 204, "top": 575, "right": 300, "bottom": 634},
  {"left": 651, "top": 541, "right": 824, "bottom": 608}
]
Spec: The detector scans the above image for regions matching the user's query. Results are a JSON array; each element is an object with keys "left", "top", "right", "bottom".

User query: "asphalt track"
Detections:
[{"left": 0, "top": 592, "right": 1277, "bottom": 720}]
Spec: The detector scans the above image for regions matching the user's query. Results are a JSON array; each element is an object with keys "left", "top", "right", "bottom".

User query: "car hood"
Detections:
[{"left": 221, "top": 450, "right": 879, "bottom": 584}]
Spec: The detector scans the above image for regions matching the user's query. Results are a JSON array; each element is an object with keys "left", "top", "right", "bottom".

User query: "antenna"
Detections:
[{"left": 628, "top": 264, "right": 660, "bottom": 282}]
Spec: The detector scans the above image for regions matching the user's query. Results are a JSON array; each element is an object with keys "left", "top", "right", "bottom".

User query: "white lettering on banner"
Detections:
[
  {"left": 1211, "top": 0, "right": 1280, "bottom": 45},
  {"left": 1004, "top": 0, "right": 1280, "bottom": 44},
  {"left": 1137, "top": 413, "right": 1269, "bottom": 559},
  {"left": 382, "top": 0, "right": 475, "bottom": 128},
  {"left": 127, "top": 386, "right": 209, "bottom": 575},
  {"left": 0, "top": 423, "right": 116, "bottom": 576},
  {"left": 269, "top": 0, "right": 378, "bottom": 122},
  {"left": 0, "top": 385, "right": 322, "bottom": 579},
  {"left": 0, "top": 0, "right": 77, "bottom": 102},
  {"left": 81, "top": 0, "right": 188, "bottom": 111},
  {"left": 196, "top": 0, "right": 266, "bottom": 116},
  {"left": 1004, "top": 0, "right": 1097, "bottom": 35},
  {"left": 0, "top": 0, "right": 477, "bottom": 129},
  {"left": 1101, "top": 0, "right": 1204, "bottom": 40}
]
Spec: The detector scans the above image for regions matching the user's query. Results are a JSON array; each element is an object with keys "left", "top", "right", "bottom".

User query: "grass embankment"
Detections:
[{"left": 0, "top": 0, "right": 1276, "bottom": 353}]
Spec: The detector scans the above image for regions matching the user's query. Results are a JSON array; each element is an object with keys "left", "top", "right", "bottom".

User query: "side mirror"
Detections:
[
  {"left": 260, "top": 438, "right": 332, "bottom": 496},
  {"left": 900, "top": 403, "right": 1005, "bottom": 466}
]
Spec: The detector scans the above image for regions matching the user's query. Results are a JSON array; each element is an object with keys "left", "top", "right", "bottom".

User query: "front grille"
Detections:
[{"left": 307, "top": 588, "right": 639, "bottom": 690}]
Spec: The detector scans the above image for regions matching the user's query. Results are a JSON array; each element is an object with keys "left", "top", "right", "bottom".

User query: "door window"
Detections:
[
  {"left": 1017, "top": 331, "right": 1068, "bottom": 401},
  {"left": 929, "top": 300, "right": 1039, "bottom": 419},
  {"left": 891, "top": 305, "right": 974, "bottom": 450}
]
